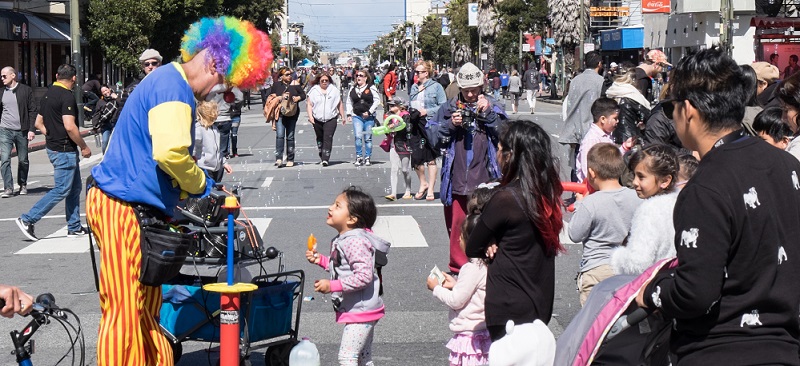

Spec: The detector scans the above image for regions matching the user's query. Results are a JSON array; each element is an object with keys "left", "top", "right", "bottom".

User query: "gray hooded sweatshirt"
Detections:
[{"left": 328, "top": 228, "right": 391, "bottom": 319}]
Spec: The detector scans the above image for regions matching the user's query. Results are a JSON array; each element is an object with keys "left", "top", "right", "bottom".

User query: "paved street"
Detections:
[{"left": 0, "top": 92, "right": 583, "bottom": 365}]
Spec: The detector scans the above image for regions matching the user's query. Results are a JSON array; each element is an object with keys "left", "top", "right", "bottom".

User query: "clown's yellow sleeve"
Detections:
[{"left": 148, "top": 101, "right": 207, "bottom": 194}]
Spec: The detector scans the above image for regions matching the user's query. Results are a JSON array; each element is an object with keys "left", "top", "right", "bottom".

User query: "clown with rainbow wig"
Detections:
[{"left": 87, "top": 17, "right": 273, "bottom": 366}]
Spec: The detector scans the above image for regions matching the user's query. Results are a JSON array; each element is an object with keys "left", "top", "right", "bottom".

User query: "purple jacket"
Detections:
[{"left": 426, "top": 95, "right": 506, "bottom": 205}]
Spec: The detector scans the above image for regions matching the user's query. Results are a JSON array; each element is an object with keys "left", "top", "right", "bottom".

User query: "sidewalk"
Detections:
[{"left": 11, "top": 127, "right": 95, "bottom": 157}]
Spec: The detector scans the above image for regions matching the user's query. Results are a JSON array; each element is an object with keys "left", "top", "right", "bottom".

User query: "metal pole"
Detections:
[
  {"left": 478, "top": 34, "right": 482, "bottom": 70},
  {"left": 518, "top": 30, "right": 523, "bottom": 72},
  {"left": 579, "top": 0, "right": 585, "bottom": 70},
  {"left": 69, "top": 0, "right": 84, "bottom": 127}
]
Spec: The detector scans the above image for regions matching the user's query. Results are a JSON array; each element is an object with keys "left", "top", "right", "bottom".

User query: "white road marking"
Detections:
[
  {"left": 560, "top": 219, "right": 578, "bottom": 245},
  {"left": 371, "top": 215, "right": 428, "bottom": 247},
  {"left": 261, "top": 177, "right": 274, "bottom": 188},
  {"left": 240, "top": 203, "right": 440, "bottom": 210},
  {"left": 14, "top": 218, "right": 273, "bottom": 255},
  {"left": 16, "top": 226, "right": 92, "bottom": 254}
]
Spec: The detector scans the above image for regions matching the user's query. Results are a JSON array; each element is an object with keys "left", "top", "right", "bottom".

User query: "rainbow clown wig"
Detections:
[{"left": 180, "top": 16, "right": 274, "bottom": 89}]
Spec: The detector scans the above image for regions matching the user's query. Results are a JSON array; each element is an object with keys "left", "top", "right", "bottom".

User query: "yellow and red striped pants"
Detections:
[{"left": 86, "top": 187, "right": 173, "bottom": 366}]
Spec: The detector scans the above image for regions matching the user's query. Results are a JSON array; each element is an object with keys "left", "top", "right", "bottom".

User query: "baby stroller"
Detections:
[{"left": 555, "top": 259, "right": 677, "bottom": 366}]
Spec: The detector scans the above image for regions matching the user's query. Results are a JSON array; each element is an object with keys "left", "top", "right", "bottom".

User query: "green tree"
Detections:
[
  {"left": 88, "top": 0, "right": 287, "bottom": 71},
  {"left": 149, "top": 0, "right": 221, "bottom": 63},
  {"left": 417, "top": 15, "right": 451, "bottom": 66},
  {"left": 493, "top": 0, "right": 549, "bottom": 69},
  {"left": 87, "top": 0, "right": 161, "bottom": 69},
  {"left": 446, "top": 0, "right": 478, "bottom": 65}
]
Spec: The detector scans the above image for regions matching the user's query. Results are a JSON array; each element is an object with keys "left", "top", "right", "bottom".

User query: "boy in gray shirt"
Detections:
[{"left": 569, "top": 143, "right": 642, "bottom": 305}]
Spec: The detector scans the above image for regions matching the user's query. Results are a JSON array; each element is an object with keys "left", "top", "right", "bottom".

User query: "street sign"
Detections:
[{"left": 442, "top": 17, "right": 450, "bottom": 36}]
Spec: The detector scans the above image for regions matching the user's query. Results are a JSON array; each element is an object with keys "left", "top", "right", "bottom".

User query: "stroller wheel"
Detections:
[
  {"left": 170, "top": 340, "right": 183, "bottom": 364},
  {"left": 264, "top": 341, "right": 297, "bottom": 366}
]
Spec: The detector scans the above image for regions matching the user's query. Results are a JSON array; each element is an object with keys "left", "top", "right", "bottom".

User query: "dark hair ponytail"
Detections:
[
  {"left": 497, "top": 120, "right": 565, "bottom": 256},
  {"left": 341, "top": 186, "right": 377, "bottom": 229}
]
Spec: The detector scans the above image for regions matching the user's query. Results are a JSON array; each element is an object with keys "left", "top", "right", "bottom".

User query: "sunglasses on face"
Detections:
[
  {"left": 662, "top": 99, "right": 683, "bottom": 120},
  {"left": 0, "top": 75, "right": 8, "bottom": 80},
  {"left": 143, "top": 61, "right": 160, "bottom": 67},
  {"left": 415, "top": 70, "right": 427, "bottom": 74},
  {"left": 357, "top": 74, "right": 366, "bottom": 77},
  {"left": 320, "top": 79, "right": 330, "bottom": 83}
]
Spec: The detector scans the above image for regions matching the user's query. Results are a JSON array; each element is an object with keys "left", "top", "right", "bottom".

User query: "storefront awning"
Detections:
[
  {"left": 751, "top": 17, "right": 800, "bottom": 29},
  {"left": 24, "top": 13, "right": 72, "bottom": 43},
  {"left": 600, "top": 27, "right": 644, "bottom": 51}
]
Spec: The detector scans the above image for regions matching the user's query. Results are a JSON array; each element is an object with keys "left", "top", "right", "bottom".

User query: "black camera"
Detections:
[{"left": 457, "top": 109, "right": 476, "bottom": 129}]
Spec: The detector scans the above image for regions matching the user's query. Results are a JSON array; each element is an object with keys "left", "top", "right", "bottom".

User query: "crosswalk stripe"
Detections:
[{"left": 12, "top": 216, "right": 430, "bottom": 253}]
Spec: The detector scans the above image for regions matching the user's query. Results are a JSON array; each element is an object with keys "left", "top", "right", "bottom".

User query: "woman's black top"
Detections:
[{"left": 465, "top": 181, "right": 555, "bottom": 327}]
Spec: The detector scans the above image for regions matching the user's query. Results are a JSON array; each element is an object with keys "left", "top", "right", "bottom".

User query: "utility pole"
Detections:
[
  {"left": 518, "top": 30, "right": 523, "bottom": 72},
  {"left": 579, "top": 0, "right": 585, "bottom": 70},
  {"left": 721, "top": 0, "right": 734, "bottom": 56},
  {"left": 69, "top": 0, "right": 84, "bottom": 127}
]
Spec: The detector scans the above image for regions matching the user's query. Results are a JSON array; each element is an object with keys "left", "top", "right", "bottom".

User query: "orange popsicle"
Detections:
[{"left": 307, "top": 234, "right": 317, "bottom": 251}]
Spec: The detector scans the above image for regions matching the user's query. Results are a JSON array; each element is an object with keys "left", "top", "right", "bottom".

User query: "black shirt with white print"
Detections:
[{"left": 644, "top": 133, "right": 800, "bottom": 365}]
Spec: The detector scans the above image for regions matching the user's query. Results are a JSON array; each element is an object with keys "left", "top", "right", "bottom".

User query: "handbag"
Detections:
[
  {"left": 380, "top": 134, "right": 393, "bottom": 153},
  {"left": 133, "top": 205, "right": 197, "bottom": 286}
]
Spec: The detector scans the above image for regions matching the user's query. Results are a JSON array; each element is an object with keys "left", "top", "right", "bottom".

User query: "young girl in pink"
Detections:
[
  {"left": 306, "top": 186, "right": 391, "bottom": 366},
  {"left": 427, "top": 185, "right": 496, "bottom": 366}
]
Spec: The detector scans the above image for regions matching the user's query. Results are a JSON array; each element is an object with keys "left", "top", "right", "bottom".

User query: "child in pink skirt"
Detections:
[{"left": 427, "top": 185, "right": 496, "bottom": 366}]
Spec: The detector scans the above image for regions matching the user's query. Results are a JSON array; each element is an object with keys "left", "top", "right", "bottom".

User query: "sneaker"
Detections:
[
  {"left": 364, "top": 157, "right": 372, "bottom": 166},
  {"left": 1, "top": 188, "right": 12, "bottom": 198},
  {"left": 322, "top": 161, "right": 329, "bottom": 167},
  {"left": 15, "top": 218, "right": 37, "bottom": 241},
  {"left": 67, "top": 227, "right": 89, "bottom": 237},
  {"left": 18, "top": 186, "right": 26, "bottom": 195},
  {"left": 285, "top": 161, "right": 294, "bottom": 167},
  {"left": 354, "top": 156, "right": 363, "bottom": 166},
  {"left": 275, "top": 159, "right": 283, "bottom": 166}
]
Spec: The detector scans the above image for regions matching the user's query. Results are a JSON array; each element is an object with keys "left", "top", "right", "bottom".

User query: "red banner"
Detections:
[{"left": 643, "top": 0, "right": 670, "bottom": 13}]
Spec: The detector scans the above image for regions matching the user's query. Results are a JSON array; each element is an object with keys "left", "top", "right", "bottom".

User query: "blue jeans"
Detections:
[
  {"left": 101, "top": 128, "right": 112, "bottom": 154},
  {"left": 352, "top": 115, "right": 374, "bottom": 158},
  {"left": 217, "top": 120, "right": 232, "bottom": 157},
  {"left": 276, "top": 114, "right": 298, "bottom": 161},
  {"left": 21, "top": 149, "right": 82, "bottom": 230},
  {"left": 0, "top": 127, "right": 29, "bottom": 190},
  {"left": 230, "top": 116, "right": 240, "bottom": 155}
]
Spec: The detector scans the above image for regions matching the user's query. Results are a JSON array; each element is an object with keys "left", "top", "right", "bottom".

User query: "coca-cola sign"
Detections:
[{"left": 643, "top": 0, "right": 670, "bottom": 13}]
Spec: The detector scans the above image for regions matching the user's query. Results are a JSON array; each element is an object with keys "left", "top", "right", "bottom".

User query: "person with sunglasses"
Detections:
[
  {"left": 426, "top": 62, "right": 506, "bottom": 274},
  {"left": 408, "top": 60, "right": 447, "bottom": 199},
  {"left": 346, "top": 68, "right": 381, "bottom": 166},
  {"left": 635, "top": 50, "right": 671, "bottom": 103},
  {"left": 103, "top": 49, "right": 163, "bottom": 143},
  {"left": 267, "top": 67, "right": 306, "bottom": 167},
  {"left": 0, "top": 66, "right": 36, "bottom": 198},
  {"left": 637, "top": 48, "right": 800, "bottom": 365},
  {"left": 307, "top": 72, "right": 345, "bottom": 166}
]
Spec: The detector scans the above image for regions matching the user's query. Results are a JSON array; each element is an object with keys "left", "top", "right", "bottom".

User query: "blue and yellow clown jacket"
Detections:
[{"left": 91, "top": 62, "right": 210, "bottom": 216}]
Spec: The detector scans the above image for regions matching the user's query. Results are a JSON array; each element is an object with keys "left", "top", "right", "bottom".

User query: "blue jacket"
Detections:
[
  {"left": 427, "top": 95, "right": 507, "bottom": 205},
  {"left": 409, "top": 79, "right": 447, "bottom": 121}
]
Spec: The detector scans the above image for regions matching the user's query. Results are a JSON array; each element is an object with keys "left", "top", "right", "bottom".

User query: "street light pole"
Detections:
[{"left": 69, "top": 0, "right": 84, "bottom": 127}]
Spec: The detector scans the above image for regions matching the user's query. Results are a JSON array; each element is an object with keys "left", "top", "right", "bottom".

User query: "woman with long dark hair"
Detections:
[{"left": 465, "top": 120, "right": 564, "bottom": 341}]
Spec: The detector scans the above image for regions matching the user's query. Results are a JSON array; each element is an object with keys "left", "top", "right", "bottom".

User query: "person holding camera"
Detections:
[{"left": 427, "top": 62, "right": 508, "bottom": 274}]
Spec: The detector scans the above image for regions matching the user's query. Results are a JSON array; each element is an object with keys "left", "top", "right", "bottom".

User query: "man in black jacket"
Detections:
[
  {"left": 637, "top": 48, "right": 800, "bottom": 365},
  {"left": 107, "top": 49, "right": 162, "bottom": 135},
  {"left": 0, "top": 67, "right": 36, "bottom": 198}
]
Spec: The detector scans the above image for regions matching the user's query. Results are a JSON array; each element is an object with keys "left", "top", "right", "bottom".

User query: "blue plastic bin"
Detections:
[{"left": 160, "top": 281, "right": 299, "bottom": 342}]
